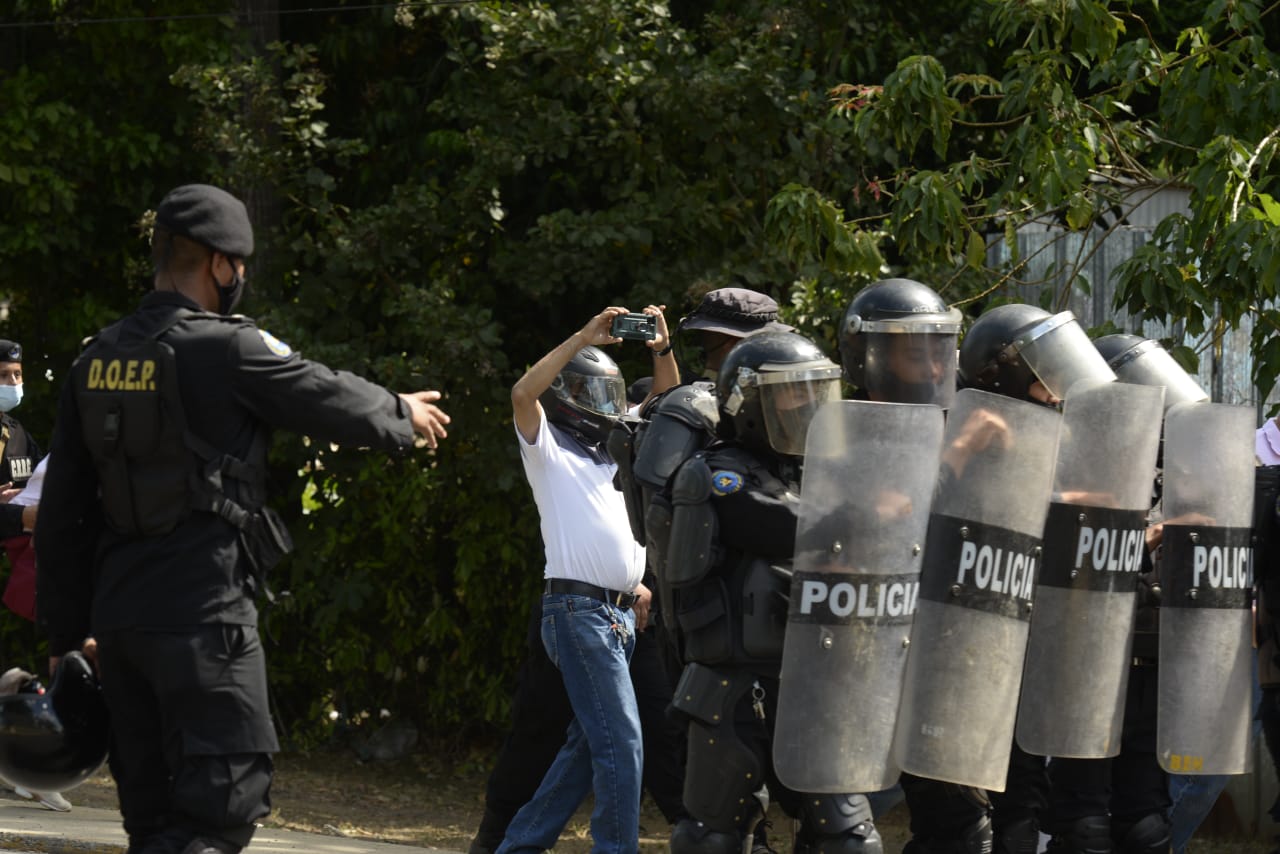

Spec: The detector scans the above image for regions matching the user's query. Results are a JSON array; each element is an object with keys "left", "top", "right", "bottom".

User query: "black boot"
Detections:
[{"left": 1047, "top": 816, "right": 1112, "bottom": 854}]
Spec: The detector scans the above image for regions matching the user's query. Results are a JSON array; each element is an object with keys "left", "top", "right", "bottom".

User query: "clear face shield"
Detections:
[
  {"left": 1110, "top": 340, "right": 1208, "bottom": 412},
  {"left": 862, "top": 327, "right": 959, "bottom": 408},
  {"left": 755, "top": 366, "right": 844, "bottom": 455},
  {"left": 1008, "top": 312, "right": 1116, "bottom": 400},
  {"left": 553, "top": 370, "right": 626, "bottom": 417}
]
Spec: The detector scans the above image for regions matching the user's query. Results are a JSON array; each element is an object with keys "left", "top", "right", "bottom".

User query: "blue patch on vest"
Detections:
[
  {"left": 258, "top": 329, "right": 293, "bottom": 357},
  {"left": 711, "top": 470, "right": 743, "bottom": 496}
]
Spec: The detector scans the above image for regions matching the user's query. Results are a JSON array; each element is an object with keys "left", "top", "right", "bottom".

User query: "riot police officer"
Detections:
[
  {"left": 666, "top": 330, "right": 883, "bottom": 854},
  {"left": 1067, "top": 332, "right": 1213, "bottom": 854},
  {"left": 958, "top": 310, "right": 1169, "bottom": 854},
  {"left": 837, "top": 280, "right": 1006, "bottom": 854},
  {"left": 35, "top": 183, "right": 451, "bottom": 854},
  {"left": 839, "top": 277, "right": 960, "bottom": 409}
]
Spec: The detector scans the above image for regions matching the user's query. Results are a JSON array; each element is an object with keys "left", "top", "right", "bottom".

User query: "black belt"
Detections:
[{"left": 544, "top": 579, "right": 637, "bottom": 609}]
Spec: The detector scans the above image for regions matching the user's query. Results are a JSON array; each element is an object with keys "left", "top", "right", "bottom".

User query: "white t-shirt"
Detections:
[{"left": 517, "top": 407, "right": 644, "bottom": 592}]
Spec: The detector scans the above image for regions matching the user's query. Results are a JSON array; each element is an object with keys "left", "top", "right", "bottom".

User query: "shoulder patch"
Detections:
[
  {"left": 711, "top": 470, "right": 744, "bottom": 496},
  {"left": 257, "top": 329, "right": 293, "bottom": 357}
]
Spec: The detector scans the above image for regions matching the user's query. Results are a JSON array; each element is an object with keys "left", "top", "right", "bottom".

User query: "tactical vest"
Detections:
[
  {"left": 666, "top": 445, "right": 791, "bottom": 670},
  {"left": 0, "top": 418, "right": 35, "bottom": 486},
  {"left": 73, "top": 310, "right": 267, "bottom": 540}
]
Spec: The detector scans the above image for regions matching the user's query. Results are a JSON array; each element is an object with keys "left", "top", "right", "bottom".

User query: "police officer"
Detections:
[
  {"left": 957, "top": 310, "right": 1167, "bottom": 854},
  {"left": 34, "top": 183, "right": 451, "bottom": 854},
  {"left": 666, "top": 330, "right": 881, "bottom": 854},
  {"left": 837, "top": 280, "right": 1004, "bottom": 854},
  {"left": 0, "top": 340, "right": 40, "bottom": 537},
  {"left": 0, "top": 337, "right": 58, "bottom": 809},
  {"left": 672, "top": 286, "right": 793, "bottom": 382}
]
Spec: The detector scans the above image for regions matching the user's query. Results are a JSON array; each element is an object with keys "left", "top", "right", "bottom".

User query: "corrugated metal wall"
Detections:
[{"left": 984, "top": 186, "right": 1278, "bottom": 417}]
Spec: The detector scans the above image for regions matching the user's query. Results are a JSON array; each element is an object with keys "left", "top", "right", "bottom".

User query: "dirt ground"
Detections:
[
  {"left": 47, "top": 748, "right": 1274, "bottom": 853},
  {"left": 55, "top": 747, "right": 912, "bottom": 852}
]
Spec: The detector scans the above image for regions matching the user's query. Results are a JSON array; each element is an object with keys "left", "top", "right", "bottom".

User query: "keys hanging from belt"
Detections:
[{"left": 751, "top": 680, "right": 767, "bottom": 721}]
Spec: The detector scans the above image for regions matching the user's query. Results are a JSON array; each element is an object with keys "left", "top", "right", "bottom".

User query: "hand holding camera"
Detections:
[{"left": 610, "top": 313, "right": 657, "bottom": 341}]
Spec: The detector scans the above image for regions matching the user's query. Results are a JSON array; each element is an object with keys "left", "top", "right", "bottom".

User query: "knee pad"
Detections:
[
  {"left": 794, "top": 794, "right": 882, "bottom": 854},
  {"left": 796, "top": 792, "right": 880, "bottom": 854},
  {"left": 1048, "top": 816, "right": 1112, "bottom": 854},
  {"left": 905, "top": 814, "right": 993, "bottom": 854},
  {"left": 1113, "top": 814, "right": 1170, "bottom": 854},
  {"left": 683, "top": 717, "right": 765, "bottom": 833},
  {"left": 672, "top": 818, "right": 745, "bottom": 854},
  {"left": 996, "top": 817, "right": 1040, "bottom": 854}
]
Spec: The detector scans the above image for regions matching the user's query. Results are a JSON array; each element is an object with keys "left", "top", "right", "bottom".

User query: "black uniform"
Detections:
[
  {"left": 668, "top": 441, "right": 879, "bottom": 854},
  {"left": 36, "top": 291, "right": 418, "bottom": 854},
  {"left": 0, "top": 411, "right": 40, "bottom": 538},
  {"left": 1043, "top": 514, "right": 1169, "bottom": 854}
]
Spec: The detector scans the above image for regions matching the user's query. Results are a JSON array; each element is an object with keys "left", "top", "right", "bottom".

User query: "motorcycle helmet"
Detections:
[
  {"left": 0, "top": 651, "right": 109, "bottom": 793},
  {"left": 539, "top": 345, "right": 626, "bottom": 446}
]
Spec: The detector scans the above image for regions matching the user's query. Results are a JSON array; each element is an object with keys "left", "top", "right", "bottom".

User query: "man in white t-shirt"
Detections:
[{"left": 497, "top": 305, "right": 677, "bottom": 854}]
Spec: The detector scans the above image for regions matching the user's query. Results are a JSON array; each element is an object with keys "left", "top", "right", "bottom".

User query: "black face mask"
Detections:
[{"left": 216, "top": 266, "right": 246, "bottom": 315}]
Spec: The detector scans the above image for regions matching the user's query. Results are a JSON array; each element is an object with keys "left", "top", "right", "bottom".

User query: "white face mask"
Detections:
[{"left": 0, "top": 384, "right": 23, "bottom": 413}]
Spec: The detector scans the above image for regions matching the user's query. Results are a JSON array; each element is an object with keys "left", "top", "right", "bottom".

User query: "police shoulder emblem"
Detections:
[
  {"left": 257, "top": 329, "right": 293, "bottom": 357},
  {"left": 711, "top": 470, "right": 743, "bottom": 496}
]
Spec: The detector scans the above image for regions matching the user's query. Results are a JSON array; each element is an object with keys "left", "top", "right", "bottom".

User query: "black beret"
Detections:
[
  {"left": 0, "top": 340, "right": 22, "bottom": 364},
  {"left": 155, "top": 184, "right": 254, "bottom": 258}
]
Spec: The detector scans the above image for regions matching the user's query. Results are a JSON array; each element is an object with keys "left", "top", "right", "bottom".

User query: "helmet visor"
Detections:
[
  {"left": 758, "top": 367, "right": 843, "bottom": 455},
  {"left": 1012, "top": 313, "right": 1116, "bottom": 400},
  {"left": 862, "top": 331, "right": 958, "bottom": 408},
  {"left": 554, "top": 370, "right": 626, "bottom": 417},
  {"left": 1112, "top": 341, "right": 1208, "bottom": 412}
]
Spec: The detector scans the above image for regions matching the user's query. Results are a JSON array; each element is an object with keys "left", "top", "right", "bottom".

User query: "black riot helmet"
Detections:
[
  {"left": 0, "top": 652, "right": 110, "bottom": 793},
  {"left": 539, "top": 345, "right": 626, "bottom": 447},
  {"left": 839, "top": 278, "right": 962, "bottom": 408},
  {"left": 1093, "top": 334, "right": 1208, "bottom": 413},
  {"left": 958, "top": 304, "right": 1115, "bottom": 402},
  {"left": 716, "top": 331, "right": 843, "bottom": 456}
]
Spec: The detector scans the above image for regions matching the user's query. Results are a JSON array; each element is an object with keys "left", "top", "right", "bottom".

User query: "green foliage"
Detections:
[
  {"left": 11, "top": 0, "right": 1279, "bottom": 746},
  {"left": 1, "top": 0, "right": 913, "bottom": 744},
  {"left": 784, "top": 0, "right": 1280, "bottom": 397}
]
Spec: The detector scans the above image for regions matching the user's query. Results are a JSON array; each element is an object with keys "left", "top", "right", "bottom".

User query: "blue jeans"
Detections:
[
  {"left": 1168, "top": 647, "right": 1263, "bottom": 854},
  {"left": 497, "top": 594, "right": 642, "bottom": 854}
]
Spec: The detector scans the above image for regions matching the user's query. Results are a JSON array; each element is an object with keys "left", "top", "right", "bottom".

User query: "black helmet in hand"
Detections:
[
  {"left": 539, "top": 345, "right": 626, "bottom": 446},
  {"left": 716, "top": 331, "right": 842, "bottom": 456},
  {"left": 839, "top": 278, "right": 961, "bottom": 407},
  {"left": 1093, "top": 334, "right": 1208, "bottom": 412},
  {"left": 0, "top": 651, "right": 109, "bottom": 793},
  {"left": 958, "top": 303, "right": 1114, "bottom": 401}
]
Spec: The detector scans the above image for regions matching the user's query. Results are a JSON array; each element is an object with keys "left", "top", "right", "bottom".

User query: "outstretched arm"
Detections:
[{"left": 512, "top": 307, "right": 626, "bottom": 444}]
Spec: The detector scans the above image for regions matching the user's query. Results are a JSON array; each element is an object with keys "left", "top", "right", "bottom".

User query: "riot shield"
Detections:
[
  {"left": 1015, "top": 379, "right": 1165, "bottom": 758},
  {"left": 895, "top": 389, "right": 1062, "bottom": 791},
  {"left": 1158, "top": 402, "right": 1256, "bottom": 775},
  {"left": 773, "top": 400, "right": 945, "bottom": 793}
]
